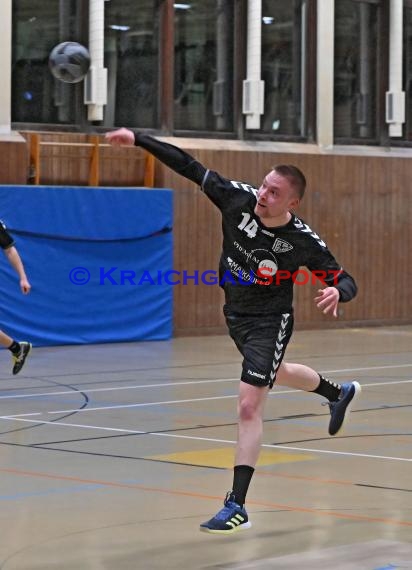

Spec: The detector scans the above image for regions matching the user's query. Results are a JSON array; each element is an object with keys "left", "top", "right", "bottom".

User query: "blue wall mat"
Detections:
[{"left": 0, "top": 186, "right": 173, "bottom": 346}]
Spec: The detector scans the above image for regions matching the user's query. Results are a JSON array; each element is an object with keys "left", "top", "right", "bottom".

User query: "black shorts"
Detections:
[{"left": 224, "top": 308, "right": 294, "bottom": 389}]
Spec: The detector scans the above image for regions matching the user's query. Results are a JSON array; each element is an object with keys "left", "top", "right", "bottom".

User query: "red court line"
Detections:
[
  {"left": 1, "top": 466, "right": 411, "bottom": 528},
  {"left": 256, "top": 470, "right": 354, "bottom": 486}
]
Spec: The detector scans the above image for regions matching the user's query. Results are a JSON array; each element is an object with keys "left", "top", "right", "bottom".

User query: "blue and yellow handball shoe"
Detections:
[{"left": 200, "top": 492, "right": 251, "bottom": 534}]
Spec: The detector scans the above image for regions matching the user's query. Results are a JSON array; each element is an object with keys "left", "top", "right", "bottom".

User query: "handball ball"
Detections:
[{"left": 49, "top": 42, "right": 91, "bottom": 84}]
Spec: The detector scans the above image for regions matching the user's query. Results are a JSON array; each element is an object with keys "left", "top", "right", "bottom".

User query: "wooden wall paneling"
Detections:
[
  {"left": 21, "top": 132, "right": 154, "bottom": 187},
  {"left": 164, "top": 146, "right": 412, "bottom": 334},
  {"left": 3, "top": 132, "right": 411, "bottom": 332},
  {"left": 400, "top": 157, "right": 410, "bottom": 319},
  {"left": 392, "top": 158, "right": 409, "bottom": 320},
  {"left": 0, "top": 136, "right": 28, "bottom": 184}
]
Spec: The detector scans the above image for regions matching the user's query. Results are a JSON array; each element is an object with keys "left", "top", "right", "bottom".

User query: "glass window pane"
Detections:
[
  {"left": 12, "top": 0, "right": 81, "bottom": 124},
  {"left": 174, "top": 0, "right": 234, "bottom": 132},
  {"left": 260, "top": 0, "right": 305, "bottom": 137},
  {"left": 104, "top": 0, "right": 160, "bottom": 128},
  {"left": 402, "top": 4, "right": 412, "bottom": 141},
  {"left": 334, "top": 0, "right": 379, "bottom": 141}
]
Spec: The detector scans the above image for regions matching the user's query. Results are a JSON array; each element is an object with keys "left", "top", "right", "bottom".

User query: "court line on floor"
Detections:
[
  {"left": 2, "top": 378, "right": 410, "bottom": 418},
  {"left": 0, "top": 364, "right": 411, "bottom": 401},
  {"left": 0, "top": 465, "right": 411, "bottom": 527},
  {"left": 0, "top": 416, "right": 411, "bottom": 463}
]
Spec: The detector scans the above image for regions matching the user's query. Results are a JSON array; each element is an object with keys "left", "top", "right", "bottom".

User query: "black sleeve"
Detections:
[
  {"left": 0, "top": 221, "right": 14, "bottom": 250},
  {"left": 324, "top": 267, "right": 357, "bottom": 303},
  {"left": 133, "top": 132, "right": 207, "bottom": 186},
  {"left": 305, "top": 242, "right": 357, "bottom": 303},
  {"left": 133, "top": 132, "right": 258, "bottom": 213}
]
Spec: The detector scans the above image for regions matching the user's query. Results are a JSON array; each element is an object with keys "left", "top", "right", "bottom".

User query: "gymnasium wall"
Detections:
[
  {"left": 0, "top": 133, "right": 27, "bottom": 184},
  {"left": 0, "top": 133, "right": 410, "bottom": 336},
  {"left": 158, "top": 140, "right": 412, "bottom": 335}
]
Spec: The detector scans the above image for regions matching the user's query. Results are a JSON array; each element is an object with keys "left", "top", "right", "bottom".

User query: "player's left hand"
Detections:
[
  {"left": 20, "top": 279, "right": 31, "bottom": 294},
  {"left": 314, "top": 287, "right": 339, "bottom": 317}
]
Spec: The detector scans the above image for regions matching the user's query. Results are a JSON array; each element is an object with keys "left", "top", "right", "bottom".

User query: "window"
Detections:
[
  {"left": 334, "top": 0, "right": 380, "bottom": 142},
  {"left": 104, "top": 0, "right": 160, "bottom": 129},
  {"left": 12, "top": 0, "right": 87, "bottom": 126},
  {"left": 11, "top": 0, "right": 314, "bottom": 141},
  {"left": 399, "top": 0, "right": 412, "bottom": 142},
  {"left": 173, "top": 0, "right": 235, "bottom": 133},
  {"left": 259, "top": 0, "right": 310, "bottom": 138}
]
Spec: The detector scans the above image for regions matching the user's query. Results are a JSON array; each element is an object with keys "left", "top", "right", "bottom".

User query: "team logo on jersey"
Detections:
[
  {"left": 272, "top": 238, "right": 293, "bottom": 253},
  {"left": 228, "top": 246, "right": 278, "bottom": 285},
  {"left": 258, "top": 258, "right": 278, "bottom": 277}
]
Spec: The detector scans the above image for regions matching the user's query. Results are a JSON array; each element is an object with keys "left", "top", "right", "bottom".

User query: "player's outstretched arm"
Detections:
[{"left": 105, "top": 128, "right": 207, "bottom": 186}]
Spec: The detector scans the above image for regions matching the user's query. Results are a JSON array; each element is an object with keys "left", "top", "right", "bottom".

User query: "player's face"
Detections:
[{"left": 254, "top": 170, "right": 300, "bottom": 221}]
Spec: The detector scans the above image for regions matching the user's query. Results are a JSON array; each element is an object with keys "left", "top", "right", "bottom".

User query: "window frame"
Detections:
[
  {"left": 171, "top": 0, "right": 240, "bottom": 138},
  {"left": 333, "top": 0, "right": 387, "bottom": 146},
  {"left": 11, "top": 0, "right": 89, "bottom": 131},
  {"left": 387, "top": 0, "right": 412, "bottom": 147},
  {"left": 244, "top": 0, "right": 317, "bottom": 143}
]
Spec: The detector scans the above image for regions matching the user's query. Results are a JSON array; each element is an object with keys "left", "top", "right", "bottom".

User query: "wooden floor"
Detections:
[{"left": 0, "top": 325, "right": 411, "bottom": 569}]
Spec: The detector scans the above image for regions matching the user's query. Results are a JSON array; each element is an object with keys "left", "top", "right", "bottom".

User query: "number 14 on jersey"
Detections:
[{"left": 238, "top": 212, "right": 258, "bottom": 238}]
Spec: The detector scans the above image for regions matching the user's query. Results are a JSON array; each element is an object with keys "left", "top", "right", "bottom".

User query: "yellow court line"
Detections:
[
  {"left": 147, "top": 447, "right": 314, "bottom": 468},
  {"left": 0, "top": 466, "right": 411, "bottom": 528}
]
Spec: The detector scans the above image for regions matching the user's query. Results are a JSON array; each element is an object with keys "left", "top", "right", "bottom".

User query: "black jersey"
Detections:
[
  {"left": 133, "top": 132, "right": 357, "bottom": 314},
  {"left": 0, "top": 221, "right": 14, "bottom": 250},
  {"left": 201, "top": 169, "right": 356, "bottom": 313}
]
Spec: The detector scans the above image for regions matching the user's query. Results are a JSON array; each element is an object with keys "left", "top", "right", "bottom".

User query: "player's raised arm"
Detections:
[{"left": 105, "top": 128, "right": 207, "bottom": 186}]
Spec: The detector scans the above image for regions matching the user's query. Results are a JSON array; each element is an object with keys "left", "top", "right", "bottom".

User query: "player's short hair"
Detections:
[{"left": 272, "top": 164, "right": 306, "bottom": 200}]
